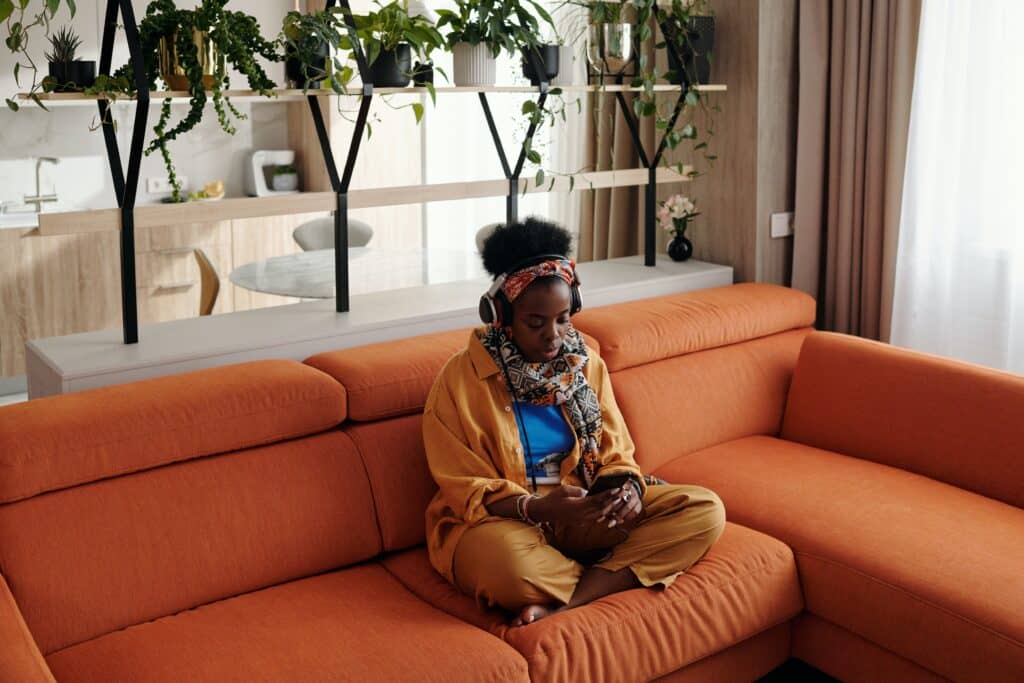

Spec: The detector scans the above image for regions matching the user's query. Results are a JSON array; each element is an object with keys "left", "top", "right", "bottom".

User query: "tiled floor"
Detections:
[{"left": 0, "top": 393, "right": 27, "bottom": 406}]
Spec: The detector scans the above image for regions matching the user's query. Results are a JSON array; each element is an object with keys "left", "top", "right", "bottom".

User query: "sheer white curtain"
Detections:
[
  {"left": 891, "top": 0, "right": 1024, "bottom": 372},
  {"left": 422, "top": 0, "right": 587, "bottom": 276}
]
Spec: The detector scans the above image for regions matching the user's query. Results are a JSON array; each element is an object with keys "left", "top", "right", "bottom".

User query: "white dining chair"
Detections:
[
  {"left": 475, "top": 222, "right": 503, "bottom": 254},
  {"left": 293, "top": 216, "right": 374, "bottom": 251}
]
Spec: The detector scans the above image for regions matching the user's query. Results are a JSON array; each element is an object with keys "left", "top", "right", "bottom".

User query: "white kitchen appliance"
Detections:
[{"left": 245, "top": 150, "right": 299, "bottom": 197}]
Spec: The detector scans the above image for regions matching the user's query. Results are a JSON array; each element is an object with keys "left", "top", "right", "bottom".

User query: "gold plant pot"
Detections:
[{"left": 158, "top": 30, "right": 221, "bottom": 91}]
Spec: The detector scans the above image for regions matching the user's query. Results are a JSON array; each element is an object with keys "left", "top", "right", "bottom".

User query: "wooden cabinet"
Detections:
[{"left": 1, "top": 214, "right": 323, "bottom": 377}]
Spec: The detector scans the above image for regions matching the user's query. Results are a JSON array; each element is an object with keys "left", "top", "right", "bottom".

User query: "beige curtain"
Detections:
[
  {"left": 791, "top": 0, "right": 921, "bottom": 341},
  {"left": 577, "top": 45, "right": 657, "bottom": 262}
]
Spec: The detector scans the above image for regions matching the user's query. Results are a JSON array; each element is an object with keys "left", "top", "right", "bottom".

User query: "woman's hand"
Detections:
[
  {"left": 530, "top": 484, "right": 620, "bottom": 527},
  {"left": 596, "top": 479, "right": 643, "bottom": 529}
]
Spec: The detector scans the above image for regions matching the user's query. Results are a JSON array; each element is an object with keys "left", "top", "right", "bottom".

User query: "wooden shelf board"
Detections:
[
  {"left": 37, "top": 166, "right": 691, "bottom": 236},
  {"left": 20, "top": 83, "right": 726, "bottom": 104}
]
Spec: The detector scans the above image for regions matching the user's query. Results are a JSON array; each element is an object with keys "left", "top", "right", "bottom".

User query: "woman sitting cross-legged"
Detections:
[{"left": 423, "top": 218, "right": 726, "bottom": 626}]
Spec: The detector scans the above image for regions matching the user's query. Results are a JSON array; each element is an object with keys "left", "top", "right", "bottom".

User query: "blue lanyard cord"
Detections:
[{"left": 496, "top": 350, "right": 538, "bottom": 493}]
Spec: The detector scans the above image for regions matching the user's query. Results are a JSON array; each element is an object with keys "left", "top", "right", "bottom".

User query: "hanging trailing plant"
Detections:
[
  {"left": 2, "top": 0, "right": 79, "bottom": 110},
  {"left": 116, "top": 0, "right": 279, "bottom": 202}
]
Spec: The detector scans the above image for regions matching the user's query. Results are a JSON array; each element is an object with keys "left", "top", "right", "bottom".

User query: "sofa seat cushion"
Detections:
[
  {"left": 45, "top": 565, "right": 528, "bottom": 683},
  {"left": 656, "top": 436, "right": 1024, "bottom": 683},
  {"left": 383, "top": 523, "right": 802, "bottom": 683}
]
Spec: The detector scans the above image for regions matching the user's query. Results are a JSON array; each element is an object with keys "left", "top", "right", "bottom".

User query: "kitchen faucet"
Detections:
[{"left": 23, "top": 157, "right": 60, "bottom": 213}]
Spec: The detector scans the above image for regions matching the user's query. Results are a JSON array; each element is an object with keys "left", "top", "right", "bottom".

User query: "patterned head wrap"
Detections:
[{"left": 501, "top": 258, "right": 576, "bottom": 303}]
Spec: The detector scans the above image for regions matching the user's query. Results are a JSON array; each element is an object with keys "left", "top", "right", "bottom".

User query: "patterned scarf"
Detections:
[{"left": 480, "top": 324, "right": 603, "bottom": 488}]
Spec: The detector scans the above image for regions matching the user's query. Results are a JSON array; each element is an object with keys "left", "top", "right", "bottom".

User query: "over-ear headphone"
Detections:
[{"left": 479, "top": 253, "right": 583, "bottom": 327}]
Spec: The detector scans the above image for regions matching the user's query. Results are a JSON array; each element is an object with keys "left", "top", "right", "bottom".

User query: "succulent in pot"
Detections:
[
  {"left": 2, "top": 0, "right": 79, "bottom": 110},
  {"left": 44, "top": 26, "right": 96, "bottom": 90},
  {"left": 271, "top": 164, "right": 299, "bottom": 192}
]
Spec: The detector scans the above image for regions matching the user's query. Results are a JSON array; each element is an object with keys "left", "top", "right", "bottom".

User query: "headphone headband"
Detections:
[{"left": 479, "top": 253, "right": 582, "bottom": 326}]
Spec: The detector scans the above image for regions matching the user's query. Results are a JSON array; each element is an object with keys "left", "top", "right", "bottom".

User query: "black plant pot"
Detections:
[
  {"left": 369, "top": 44, "right": 412, "bottom": 87},
  {"left": 522, "top": 44, "right": 560, "bottom": 85},
  {"left": 667, "top": 234, "right": 693, "bottom": 262},
  {"left": 412, "top": 61, "right": 434, "bottom": 86},
  {"left": 286, "top": 41, "right": 329, "bottom": 89},
  {"left": 48, "top": 60, "right": 96, "bottom": 89},
  {"left": 667, "top": 16, "right": 715, "bottom": 86}
]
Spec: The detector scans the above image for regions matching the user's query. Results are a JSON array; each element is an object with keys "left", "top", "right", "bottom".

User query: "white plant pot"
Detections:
[
  {"left": 453, "top": 42, "right": 497, "bottom": 87},
  {"left": 272, "top": 173, "right": 299, "bottom": 192},
  {"left": 551, "top": 45, "right": 579, "bottom": 86}
]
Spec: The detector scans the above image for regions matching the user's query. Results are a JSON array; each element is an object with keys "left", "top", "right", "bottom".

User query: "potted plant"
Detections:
[
  {"left": 658, "top": 194, "right": 700, "bottom": 262},
  {"left": 2, "top": 0, "right": 79, "bottom": 110},
  {"left": 116, "top": 0, "right": 280, "bottom": 203},
  {"left": 44, "top": 26, "right": 96, "bottom": 90},
  {"left": 279, "top": 8, "right": 350, "bottom": 90},
  {"left": 437, "top": 0, "right": 554, "bottom": 87},
  {"left": 560, "top": 1, "right": 641, "bottom": 78},
  {"left": 271, "top": 164, "right": 299, "bottom": 192},
  {"left": 344, "top": 0, "right": 445, "bottom": 88},
  {"left": 658, "top": 0, "right": 714, "bottom": 87}
]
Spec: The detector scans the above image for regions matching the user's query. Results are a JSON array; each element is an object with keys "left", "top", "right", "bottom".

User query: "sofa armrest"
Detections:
[{"left": 0, "top": 575, "right": 55, "bottom": 683}]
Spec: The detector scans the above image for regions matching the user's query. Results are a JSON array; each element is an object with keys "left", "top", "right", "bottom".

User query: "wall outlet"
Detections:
[
  {"left": 770, "top": 212, "right": 794, "bottom": 239},
  {"left": 146, "top": 176, "right": 187, "bottom": 194}
]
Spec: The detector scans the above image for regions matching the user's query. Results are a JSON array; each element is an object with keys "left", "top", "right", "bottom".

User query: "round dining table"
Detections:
[{"left": 229, "top": 246, "right": 488, "bottom": 299}]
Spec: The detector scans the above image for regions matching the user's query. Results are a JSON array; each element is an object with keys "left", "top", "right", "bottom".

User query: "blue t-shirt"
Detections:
[{"left": 514, "top": 402, "right": 575, "bottom": 487}]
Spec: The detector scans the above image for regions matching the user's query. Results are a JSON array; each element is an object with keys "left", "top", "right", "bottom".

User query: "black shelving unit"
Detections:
[{"left": 96, "top": 0, "right": 692, "bottom": 344}]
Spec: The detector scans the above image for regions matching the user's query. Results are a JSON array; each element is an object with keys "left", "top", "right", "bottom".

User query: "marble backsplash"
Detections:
[
  {"left": 0, "top": 101, "right": 288, "bottom": 210},
  {"left": 0, "top": 0, "right": 293, "bottom": 212}
]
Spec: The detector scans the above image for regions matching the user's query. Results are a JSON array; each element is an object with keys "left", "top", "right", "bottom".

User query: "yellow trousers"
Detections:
[{"left": 452, "top": 484, "right": 726, "bottom": 610}]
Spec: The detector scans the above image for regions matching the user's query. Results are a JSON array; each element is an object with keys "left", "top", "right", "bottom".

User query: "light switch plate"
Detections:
[{"left": 770, "top": 212, "right": 794, "bottom": 238}]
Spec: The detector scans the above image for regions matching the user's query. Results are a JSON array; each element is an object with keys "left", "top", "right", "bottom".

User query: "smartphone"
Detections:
[{"left": 586, "top": 473, "right": 633, "bottom": 497}]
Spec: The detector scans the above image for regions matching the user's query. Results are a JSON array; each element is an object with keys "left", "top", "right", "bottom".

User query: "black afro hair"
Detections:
[{"left": 481, "top": 217, "right": 573, "bottom": 277}]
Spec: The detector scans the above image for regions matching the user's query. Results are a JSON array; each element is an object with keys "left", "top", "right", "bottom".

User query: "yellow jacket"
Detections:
[{"left": 423, "top": 327, "right": 645, "bottom": 583}]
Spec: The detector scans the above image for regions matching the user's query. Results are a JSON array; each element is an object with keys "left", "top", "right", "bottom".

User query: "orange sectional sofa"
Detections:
[{"left": 0, "top": 283, "right": 1020, "bottom": 682}]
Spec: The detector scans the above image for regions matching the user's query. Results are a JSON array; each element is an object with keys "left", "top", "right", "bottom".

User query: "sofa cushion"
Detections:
[
  {"left": 0, "top": 431, "right": 380, "bottom": 655},
  {"left": 305, "top": 329, "right": 600, "bottom": 422},
  {"left": 346, "top": 415, "right": 437, "bottom": 552},
  {"left": 656, "top": 436, "right": 1024, "bottom": 683},
  {"left": 782, "top": 331, "right": 1024, "bottom": 508},
  {"left": 571, "top": 283, "right": 815, "bottom": 372},
  {"left": 610, "top": 329, "right": 810, "bottom": 473},
  {"left": 383, "top": 523, "right": 802, "bottom": 683},
  {"left": 0, "top": 360, "right": 346, "bottom": 504},
  {"left": 305, "top": 329, "right": 468, "bottom": 422},
  {"left": 45, "top": 565, "right": 529, "bottom": 683}
]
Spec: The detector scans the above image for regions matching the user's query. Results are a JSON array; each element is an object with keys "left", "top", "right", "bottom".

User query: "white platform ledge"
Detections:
[{"left": 26, "top": 257, "right": 733, "bottom": 397}]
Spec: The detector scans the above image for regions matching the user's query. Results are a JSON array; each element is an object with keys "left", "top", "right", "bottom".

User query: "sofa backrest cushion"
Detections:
[
  {"left": 345, "top": 415, "right": 437, "bottom": 552},
  {"left": 305, "top": 329, "right": 468, "bottom": 422},
  {"left": 0, "top": 360, "right": 347, "bottom": 504},
  {"left": 0, "top": 431, "right": 380, "bottom": 655},
  {"left": 305, "top": 328, "right": 599, "bottom": 422},
  {"left": 571, "top": 283, "right": 815, "bottom": 372},
  {"left": 614, "top": 329, "right": 812, "bottom": 474},
  {"left": 782, "top": 332, "right": 1024, "bottom": 508}
]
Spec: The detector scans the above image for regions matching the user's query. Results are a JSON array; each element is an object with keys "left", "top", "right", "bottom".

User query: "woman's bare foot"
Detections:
[{"left": 511, "top": 603, "right": 563, "bottom": 627}]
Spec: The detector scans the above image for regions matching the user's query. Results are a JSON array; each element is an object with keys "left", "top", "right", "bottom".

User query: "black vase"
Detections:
[
  {"left": 668, "top": 234, "right": 693, "bottom": 262},
  {"left": 667, "top": 16, "right": 715, "bottom": 86},
  {"left": 369, "top": 44, "right": 412, "bottom": 87},
  {"left": 286, "top": 41, "right": 329, "bottom": 89},
  {"left": 48, "top": 60, "right": 96, "bottom": 89},
  {"left": 521, "top": 44, "right": 560, "bottom": 85}
]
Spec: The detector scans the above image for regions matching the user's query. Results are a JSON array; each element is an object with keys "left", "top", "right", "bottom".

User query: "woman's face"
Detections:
[{"left": 509, "top": 278, "right": 572, "bottom": 362}]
